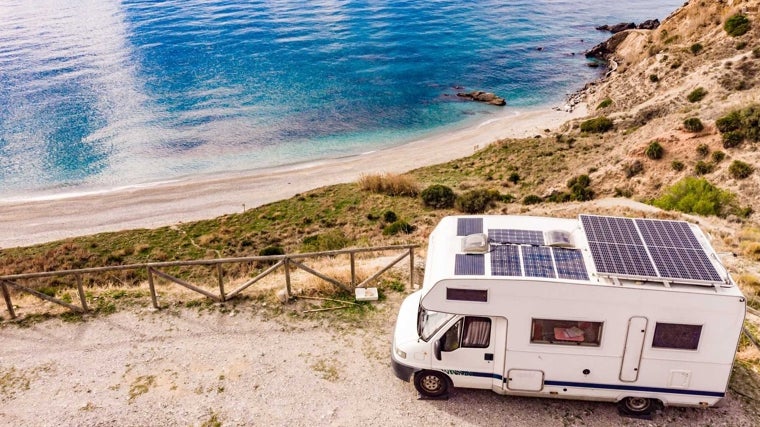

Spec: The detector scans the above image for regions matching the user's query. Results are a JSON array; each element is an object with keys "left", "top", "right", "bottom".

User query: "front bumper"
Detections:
[{"left": 391, "top": 356, "right": 417, "bottom": 382}]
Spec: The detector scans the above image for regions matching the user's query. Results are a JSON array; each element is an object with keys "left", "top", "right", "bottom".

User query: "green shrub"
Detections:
[
  {"left": 690, "top": 43, "right": 703, "bottom": 55},
  {"left": 652, "top": 177, "right": 736, "bottom": 217},
  {"left": 567, "top": 174, "right": 594, "bottom": 201},
  {"left": 522, "top": 194, "right": 543, "bottom": 205},
  {"left": 754, "top": 47, "right": 760, "bottom": 59},
  {"left": 455, "top": 189, "right": 501, "bottom": 213},
  {"left": 507, "top": 172, "right": 520, "bottom": 184},
  {"left": 716, "top": 105, "right": 760, "bottom": 144},
  {"left": 683, "top": 117, "right": 704, "bottom": 132},
  {"left": 580, "top": 116, "right": 614, "bottom": 133},
  {"left": 724, "top": 14, "right": 751, "bottom": 37},
  {"left": 716, "top": 110, "right": 742, "bottom": 133},
  {"left": 722, "top": 131, "right": 745, "bottom": 148},
  {"left": 736, "top": 41, "right": 748, "bottom": 50},
  {"left": 694, "top": 160, "right": 714, "bottom": 175},
  {"left": 711, "top": 151, "right": 726, "bottom": 163},
  {"left": 671, "top": 160, "right": 685, "bottom": 171},
  {"left": 420, "top": 184, "right": 456, "bottom": 209},
  {"left": 383, "top": 210, "right": 398, "bottom": 223},
  {"left": 687, "top": 87, "right": 707, "bottom": 103},
  {"left": 649, "top": 74, "right": 659, "bottom": 83},
  {"left": 302, "top": 230, "right": 351, "bottom": 252},
  {"left": 728, "top": 160, "right": 754, "bottom": 179},
  {"left": 597, "top": 98, "right": 613, "bottom": 110},
  {"left": 696, "top": 143, "right": 710, "bottom": 157},
  {"left": 383, "top": 220, "right": 416, "bottom": 236},
  {"left": 259, "top": 246, "right": 285, "bottom": 256},
  {"left": 645, "top": 141, "right": 664, "bottom": 160}
]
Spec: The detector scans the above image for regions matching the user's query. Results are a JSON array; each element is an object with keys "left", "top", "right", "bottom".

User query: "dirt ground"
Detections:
[{"left": 1, "top": 293, "right": 757, "bottom": 427}]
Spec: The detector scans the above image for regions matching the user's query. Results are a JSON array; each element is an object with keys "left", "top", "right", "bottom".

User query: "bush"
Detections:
[
  {"left": 711, "top": 151, "right": 726, "bottom": 163},
  {"left": 383, "top": 220, "right": 416, "bottom": 236},
  {"left": 728, "top": 160, "right": 754, "bottom": 179},
  {"left": 624, "top": 160, "right": 644, "bottom": 178},
  {"left": 420, "top": 184, "right": 456, "bottom": 209},
  {"left": 671, "top": 160, "right": 685, "bottom": 171},
  {"left": 683, "top": 117, "right": 704, "bottom": 132},
  {"left": 522, "top": 194, "right": 543, "bottom": 205},
  {"left": 455, "top": 189, "right": 501, "bottom": 213},
  {"left": 736, "top": 41, "right": 748, "bottom": 50},
  {"left": 567, "top": 174, "right": 594, "bottom": 201},
  {"left": 754, "top": 47, "right": 760, "bottom": 59},
  {"left": 694, "top": 160, "right": 714, "bottom": 175},
  {"left": 687, "top": 87, "right": 707, "bottom": 103},
  {"left": 597, "top": 98, "right": 613, "bottom": 109},
  {"left": 383, "top": 210, "right": 398, "bottom": 223},
  {"left": 724, "top": 14, "right": 751, "bottom": 37},
  {"left": 716, "top": 105, "right": 760, "bottom": 143},
  {"left": 645, "top": 141, "right": 664, "bottom": 160},
  {"left": 259, "top": 246, "right": 285, "bottom": 256},
  {"left": 652, "top": 177, "right": 736, "bottom": 217},
  {"left": 690, "top": 43, "right": 703, "bottom": 55},
  {"left": 302, "top": 231, "right": 351, "bottom": 252},
  {"left": 696, "top": 143, "right": 710, "bottom": 157},
  {"left": 580, "top": 116, "right": 614, "bottom": 133},
  {"left": 716, "top": 110, "right": 742, "bottom": 133},
  {"left": 507, "top": 172, "right": 520, "bottom": 184},
  {"left": 649, "top": 74, "right": 659, "bottom": 83},
  {"left": 358, "top": 173, "right": 419, "bottom": 197},
  {"left": 722, "top": 131, "right": 745, "bottom": 148}
]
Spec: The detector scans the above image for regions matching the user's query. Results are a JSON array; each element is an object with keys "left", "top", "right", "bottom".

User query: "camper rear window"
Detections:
[
  {"left": 652, "top": 322, "right": 702, "bottom": 350},
  {"left": 446, "top": 288, "right": 487, "bottom": 302},
  {"left": 530, "top": 318, "right": 603, "bottom": 346}
]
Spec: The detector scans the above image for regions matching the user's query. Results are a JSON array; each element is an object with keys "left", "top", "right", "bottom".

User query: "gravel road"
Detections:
[{"left": 1, "top": 295, "right": 756, "bottom": 427}]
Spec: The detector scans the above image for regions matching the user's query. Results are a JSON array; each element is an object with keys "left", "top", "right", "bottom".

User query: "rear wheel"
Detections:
[
  {"left": 618, "top": 396, "right": 656, "bottom": 416},
  {"left": 414, "top": 370, "right": 449, "bottom": 398}
]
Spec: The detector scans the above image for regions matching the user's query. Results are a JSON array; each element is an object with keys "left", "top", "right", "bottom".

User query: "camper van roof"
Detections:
[{"left": 426, "top": 214, "right": 737, "bottom": 292}]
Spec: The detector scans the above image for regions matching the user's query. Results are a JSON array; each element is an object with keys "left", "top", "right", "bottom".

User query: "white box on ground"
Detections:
[{"left": 355, "top": 287, "right": 378, "bottom": 302}]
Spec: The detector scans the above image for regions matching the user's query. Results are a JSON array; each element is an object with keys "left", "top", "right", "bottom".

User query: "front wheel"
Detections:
[
  {"left": 617, "top": 396, "right": 657, "bottom": 416},
  {"left": 414, "top": 370, "right": 449, "bottom": 398}
]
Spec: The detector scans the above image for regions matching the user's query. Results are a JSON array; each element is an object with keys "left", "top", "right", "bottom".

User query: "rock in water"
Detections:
[{"left": 456, "top": 90, "right": 506, "bottom": 106}]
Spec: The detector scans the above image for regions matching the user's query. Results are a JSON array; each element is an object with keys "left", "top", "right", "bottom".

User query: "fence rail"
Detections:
[{"left": 1, "top": 244, "right": 418, "bottom": 320}]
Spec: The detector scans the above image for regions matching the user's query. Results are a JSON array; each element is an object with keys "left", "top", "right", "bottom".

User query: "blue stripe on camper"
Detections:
[
  {"left": 439, "top": 370, "right": 725, "bottom": 398},
  {"left": 543, "top": 380, "right": 725, "bottom": 398}
]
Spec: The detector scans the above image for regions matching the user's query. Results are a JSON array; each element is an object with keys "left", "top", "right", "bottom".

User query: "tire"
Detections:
[
  {"left": 618, "top": 396, "right": 656, "bottom": 416},
  {"left": 413, "top": 370, "right": 449, "bottom": 398}
]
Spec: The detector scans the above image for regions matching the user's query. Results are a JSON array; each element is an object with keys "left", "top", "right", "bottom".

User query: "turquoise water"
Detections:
[{"left": 0, "top": 0, "right": 682, "bottom": 198}]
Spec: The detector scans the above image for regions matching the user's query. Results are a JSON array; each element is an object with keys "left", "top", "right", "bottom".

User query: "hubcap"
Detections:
[
  {"left": 626, "top": 397, "right": 649, "bottom": 411},
  {"left": 421, "top": 375, "right": 442, "bottom": 392}
]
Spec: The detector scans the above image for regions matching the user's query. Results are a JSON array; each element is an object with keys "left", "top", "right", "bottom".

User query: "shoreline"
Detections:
[{"left": 0, "top": 103, "right": 587, "bottom": 248}]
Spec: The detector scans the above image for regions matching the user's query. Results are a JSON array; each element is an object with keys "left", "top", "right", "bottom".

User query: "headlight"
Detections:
[{"left": 395, "top": 347, "right": 407, "bottom": 359}]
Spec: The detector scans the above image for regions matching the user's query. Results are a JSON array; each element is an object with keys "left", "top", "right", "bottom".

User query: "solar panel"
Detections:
[
  {"left": 457, "top": 218, "right": 483, "bottom": 236},
  {"left": 588, "top": 242, "right": 657, "bottom": 278},
  {"left": 455, "top": 254, "right": 485, "bottom": 276},
  {"left": 648, "top": 247, "right": 722, "bottom": 282},
  {"left": 635, "top": 218, "right": 701, "bottom": 250},
  {"left": 581, "top": 215, "right": 642, "bottom": 245},
  {"left": 522, "top": 246, "right": 555, "bottom": 278},
  {"left": 491, "top": 245, "right": 522, "bottom": 276},
  {"left": 553, "top": 248, "right": 589, "bottom": 281},
  {"left": 489, "top": 229, "right": 544, "bottom": 246}
]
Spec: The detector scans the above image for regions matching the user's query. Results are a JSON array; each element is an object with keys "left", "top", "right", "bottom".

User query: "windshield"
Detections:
[{"left": 417, "top": 305, "right": 455, "bottom": 341}]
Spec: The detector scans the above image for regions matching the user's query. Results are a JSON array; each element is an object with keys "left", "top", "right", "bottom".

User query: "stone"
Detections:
[{"left": 456, "top": 90, "right": 506, "bottom": 106}]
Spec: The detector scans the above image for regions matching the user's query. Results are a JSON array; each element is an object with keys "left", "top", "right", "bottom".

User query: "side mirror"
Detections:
[{"left": 434, "top": 337, "right": 443, "bottom": 360}]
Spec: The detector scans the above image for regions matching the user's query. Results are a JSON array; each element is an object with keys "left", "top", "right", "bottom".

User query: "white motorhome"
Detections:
[{"left": 391, "top": 215, "right": 746, "bottom": 415}]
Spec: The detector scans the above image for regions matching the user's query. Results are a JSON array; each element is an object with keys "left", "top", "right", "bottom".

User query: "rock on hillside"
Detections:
[{"left": 578, "top": 0, "right": 760, "bottom": 209}]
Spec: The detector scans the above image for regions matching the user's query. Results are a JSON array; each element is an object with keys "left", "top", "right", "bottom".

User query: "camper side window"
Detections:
[
  {"left": 652, "top": 322, "right": 702, "bottom": 350},
  {"left": 442, "top": 317, "right": 492, "bottom": 351},
  {"left": 530, "top": 318, "right": 603, "bottom": 346}
]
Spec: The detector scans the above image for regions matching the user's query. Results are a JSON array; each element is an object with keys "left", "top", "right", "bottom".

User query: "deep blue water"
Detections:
[{"left": 0, "top": 0, "right": 682, "bottom": 198}]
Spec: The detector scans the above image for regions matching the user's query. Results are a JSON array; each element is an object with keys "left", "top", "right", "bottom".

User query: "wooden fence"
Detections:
[{"left": 1, "top": 244, "right": 418, "bottom": 320}]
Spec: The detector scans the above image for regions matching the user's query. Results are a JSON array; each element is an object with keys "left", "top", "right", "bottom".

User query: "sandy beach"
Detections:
[{"left": 0, "top": 104, "right": 587, "bottom": 249}]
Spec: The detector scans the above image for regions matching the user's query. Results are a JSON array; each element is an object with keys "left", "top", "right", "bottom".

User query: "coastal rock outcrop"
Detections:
[
  {"left": 637, "top": 19, "right": 660, "bottom": 30},
  {"left": 456, "top": 90, "right": 506, "bottom": 106},
  {"left": 595, "top": 19, "right": 660, "bottom": 33},
  {"left": 585, "top": 31, "right": 631, "bottom": 61}
]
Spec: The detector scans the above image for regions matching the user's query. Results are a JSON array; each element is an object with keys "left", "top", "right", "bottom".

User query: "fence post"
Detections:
[
  {"left": 75, "top": 274, "right": 89, "bottom": 312},
  {"left": 217, "top": 263, "right": 226, "bottom": 302},
  {"left": 350, "top": 251, "right": 356, "bottom": 286},
  {"left": 284, "top": 258, "right": 292, "bottom": 298},
  {"left": 147, "top": 267, "right": 159, "bottom": 309},
  {"left": 409, "top": 247, "right": 415, "bottom": 289},
  {"left": 1, "top": 280, "right": 16, "bottom": 319}
]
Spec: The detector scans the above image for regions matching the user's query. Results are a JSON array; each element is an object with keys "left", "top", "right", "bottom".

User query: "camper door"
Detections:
[{"left": 431, "top": 316, "right": 503, "bottom": 389}]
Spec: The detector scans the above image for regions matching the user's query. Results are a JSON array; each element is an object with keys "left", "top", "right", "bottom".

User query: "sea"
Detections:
[{"left": 0, "top": 0, "right": 684, "bottom": 200}]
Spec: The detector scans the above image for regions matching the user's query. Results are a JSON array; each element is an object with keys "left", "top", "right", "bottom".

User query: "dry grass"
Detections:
[{"left": 358, "top": 173, "right": 420, "bottom": 197}]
